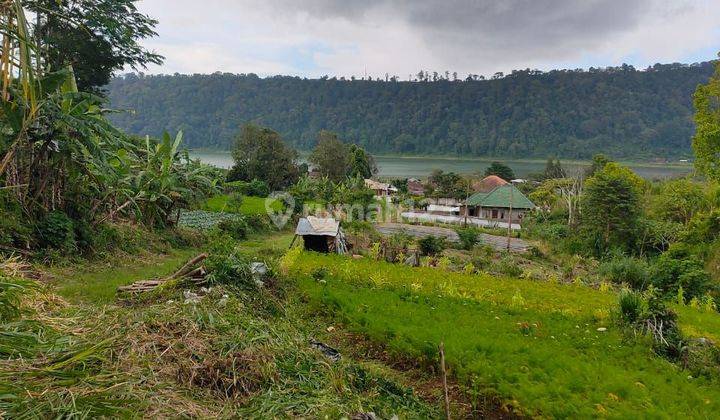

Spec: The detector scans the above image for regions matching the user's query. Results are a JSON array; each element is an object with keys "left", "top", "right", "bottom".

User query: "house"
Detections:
[
  {"left": 462, "top": 184, "right": 535, "bottom": 224},
  {"left": 292, "top": 216, "right": 348, "bottom": 254},
  {"left": 427, "top": 204, "right": 460, "bottom": 215},
  {"left": 407, "top": 178, "right": 425, "bottom": 196},
  {"left": 364, "top": 179, "right": 397, "bottom": 197},
  {"left": 472, "top": 175, "right": 508, "bottom": 193}
]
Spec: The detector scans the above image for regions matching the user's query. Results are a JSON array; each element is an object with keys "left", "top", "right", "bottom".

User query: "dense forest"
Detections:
[{"left": 106, "top": 62, "right": 715, "bottom": 159}]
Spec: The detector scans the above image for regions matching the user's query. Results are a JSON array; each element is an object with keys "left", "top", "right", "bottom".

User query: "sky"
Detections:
[{"left": 135, "top": 0, "right": 720, "bottom": 79}]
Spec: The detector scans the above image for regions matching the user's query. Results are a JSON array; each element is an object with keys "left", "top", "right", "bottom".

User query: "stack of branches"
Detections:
[{"left": 118, "top": 253, "right": 207, "bottom": 294}]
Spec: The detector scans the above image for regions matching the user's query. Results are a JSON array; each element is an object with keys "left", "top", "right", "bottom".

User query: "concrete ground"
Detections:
[{"left": 375, "top": 222, "right": 530, "bottom": 252}]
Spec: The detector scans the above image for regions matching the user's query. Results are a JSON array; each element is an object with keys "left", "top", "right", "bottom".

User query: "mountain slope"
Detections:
[{"left": 106, "top": 62, "right": 715, "bottom": 159}]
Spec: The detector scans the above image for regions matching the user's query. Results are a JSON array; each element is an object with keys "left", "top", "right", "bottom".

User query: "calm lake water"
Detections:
[{"left": 191, "top": 151, "right": 693, "bottom": 180}]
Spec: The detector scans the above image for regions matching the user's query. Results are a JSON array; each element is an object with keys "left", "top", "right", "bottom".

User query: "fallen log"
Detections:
[{"left": 117, "top": 253, "right": 208, "bottom": 294}]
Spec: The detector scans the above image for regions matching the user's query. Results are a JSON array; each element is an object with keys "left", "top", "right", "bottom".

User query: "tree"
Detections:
[
  {"left": 649, "top": 179, "right": 707, "bottom": 224},
  {"left": 582, "top": 163, "right": 645, "bottom": 253},
  {"left": 309, "top": 131, "right": 349, "bottom": 182},
  {"left": 585, "top": 154, "right": 612, "bottom": 178},
  {"left": 25, "top": 0, "right": 164, "bottom": 92},
  {"left": 543, "top": 157, "right": 566, "bottom": 179},
  {"left": 692, "top": 53, "right": 720, "bottom": 181},
  {"left": 347, "top": 144, "right": 378, "bottom": 179},
  {"left": 484, "top": 161, "right": 515, "bottom": 181},
  {"left": 228, "top": 124, "right": 300, "bottom": 190}
]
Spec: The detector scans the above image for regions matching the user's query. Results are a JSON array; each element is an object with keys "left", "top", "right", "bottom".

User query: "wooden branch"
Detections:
[
  {"left": 439, "top": 342, "right": 451, "bottom": 420},
  {"left": 166, "top": 253, "right": 207, "bottom": 280},
  {"left": 117, "top": 253, "right": 208, "bottom": 294}
]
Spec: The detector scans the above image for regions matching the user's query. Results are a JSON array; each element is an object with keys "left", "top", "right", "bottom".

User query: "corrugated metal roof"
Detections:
[
  {"left": 295, "top": 216, "right": 340, "bottom": 236},
  {"left": 466, "top": 184, "right": 535, "bottom": 209}
]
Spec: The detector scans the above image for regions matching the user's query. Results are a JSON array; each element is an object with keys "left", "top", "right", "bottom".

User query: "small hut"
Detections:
[{"left": 292, "top": 216, "right": 348, "bottom": 254}]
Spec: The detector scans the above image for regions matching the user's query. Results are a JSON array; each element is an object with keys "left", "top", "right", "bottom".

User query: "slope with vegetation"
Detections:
[{"left": 107, "top": 62, "right": 715, "bottom": 159}]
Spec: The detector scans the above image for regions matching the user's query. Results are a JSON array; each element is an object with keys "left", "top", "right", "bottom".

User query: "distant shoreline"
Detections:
[{"left": 187, "top": 148, "right": 694, "bottom": 169}]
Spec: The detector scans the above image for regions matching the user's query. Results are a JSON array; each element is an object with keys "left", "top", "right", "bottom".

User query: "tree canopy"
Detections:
[
  {"left": 693, "top": 55, "right": 720, "bottom": 181},
  {"left": 228, "top": 124, "right": 300, "bottom": 190},
  {"left": 308, "top": 131, "right": 349, "bottom": 182},
  {"left": 107, "top": 62, "right": 715, "bottom": 158},
  {"left": 26, "top": 0, "right": 163, "bottom": 92},
  {"left": 484, "top": 161, "right": 515, "bottom": 181}
]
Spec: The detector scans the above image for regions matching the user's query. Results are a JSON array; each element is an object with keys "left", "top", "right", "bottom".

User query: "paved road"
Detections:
[{"left": 375, "top": 222, "right": 530, "bottom": 252}]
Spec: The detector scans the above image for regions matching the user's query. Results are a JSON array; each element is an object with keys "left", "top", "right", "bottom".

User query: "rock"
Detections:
[
  {"left": 183, "top": 290, "right": 201, "bottom": 304},
  {"left": 309, "top": 339, "right": 341, "bottom": 362},
  {"left": 250, "top": 262, "right": 269, "bottom": 287}
]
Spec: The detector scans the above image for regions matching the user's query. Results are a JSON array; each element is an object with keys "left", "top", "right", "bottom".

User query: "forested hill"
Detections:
[{"left": 106, "top": 62, "right": 715, "bottom": 159}]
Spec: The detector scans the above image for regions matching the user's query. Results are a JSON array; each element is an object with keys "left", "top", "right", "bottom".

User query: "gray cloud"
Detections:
[{"left": 137, "top": 0, "right": 720, "bottom": 77}]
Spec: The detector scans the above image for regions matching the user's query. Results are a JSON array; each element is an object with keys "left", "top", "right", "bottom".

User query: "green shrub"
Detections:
[
  {"left": 36, "top": 211, "right": 76, "bottom": 252},
  {"left": 491, "top": 254, "right": 523, "bottom": 277},
  {"left": 217, "top": 218, "right": 249, "bottom": 240},
  {"left": 598, "top": 255, "right": 649, "bottom": 289},
  {"left": 455, "top": 227, "right": 480, "bottom": 250},
  {"left": 245, "top": 214, "right": 273, "bottom": 232},
  {"left": 0, "top": 194, "right": 31, "bottom": 248},
  {"left": 417, "top": 235, "right": 445, "bottom": 256},
  {"left": 650, "top": 244, "right": 712, "bottom": 300},
  {"left": 617, "top": 289, "right": 646, "bottom": 324},
  {"left": 227, "top": 192, "right": 244, "bottom": 212},
  {"left": 247, "top": 179, "right": 270, "bottom": 197},
  {"left": 204, "top": 237, "right": 253, "bottom": 288}
]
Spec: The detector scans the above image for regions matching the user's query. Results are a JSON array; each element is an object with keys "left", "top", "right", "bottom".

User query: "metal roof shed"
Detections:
[{"left": 291, "top": 216, "right": 348, "bottom": 254}]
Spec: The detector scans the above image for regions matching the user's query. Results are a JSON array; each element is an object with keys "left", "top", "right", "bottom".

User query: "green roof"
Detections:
[{"left": 466, "top": 184, "right": 535, "bottom": 209}]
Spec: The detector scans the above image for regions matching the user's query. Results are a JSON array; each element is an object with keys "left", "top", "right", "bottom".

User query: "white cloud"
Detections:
[{"left": 135, "top": 0, "right": 720, "bottom": 78}]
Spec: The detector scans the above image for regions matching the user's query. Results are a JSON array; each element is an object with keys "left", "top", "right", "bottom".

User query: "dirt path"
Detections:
[{"left": 375, "top": 222, "right": 530, "bottom": 252}]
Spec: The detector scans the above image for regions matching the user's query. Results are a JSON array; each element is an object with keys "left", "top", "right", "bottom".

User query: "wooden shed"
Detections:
[{"left": 292, "top": 216, "right": 348, "bottom": 254}]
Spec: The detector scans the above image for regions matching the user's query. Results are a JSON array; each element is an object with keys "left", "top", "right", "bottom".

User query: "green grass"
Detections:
[
  {"left": 284, "top": 251, "right": 720, "bottom": 418},
  {"left": 2, "top": 229, "right": 441, "bottom": 418},
  {"left": 52, "top": 248, "right": 200, "bottom": 304},
  {"left": 203, "top": 194, "right": 280, "bottom": 216}
]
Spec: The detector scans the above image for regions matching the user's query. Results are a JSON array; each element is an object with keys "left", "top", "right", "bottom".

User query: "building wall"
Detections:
[{"left": 465, "top": 206, "right": 528, "bottom": 223}]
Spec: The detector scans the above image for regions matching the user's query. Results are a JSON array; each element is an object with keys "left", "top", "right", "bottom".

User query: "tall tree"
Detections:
[
  {"left": 309, "top": 131, "right": 349, "bottom": 182},
  {"left": 692, "top": 53, "right": 720, "bottom": 181},
  {"left": 25, "top": 0, "right": 163, "bottom": 92},
  {"left": 347, "top": 144, "right": 377, "bottom": 179},
  {"left": 585, "top": 154, "right": 612, "bottom": 177},
  {"left": 228, "top": 124, "right": 299, "bottom": 190},
  {"left": 543, "top": 157, "right": 566, "bottom": 179},
  {"left": 582, "top": 163, "right": 645, "bottom": 253},
  {"left": 484, "top": 161, "right": 515, "bottom": 181}
]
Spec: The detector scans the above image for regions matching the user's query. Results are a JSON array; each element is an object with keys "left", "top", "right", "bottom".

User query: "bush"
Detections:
[
  {"left": 247, "top": 179, "right": 270, "bottom": 197},
  {"left": 417, "top": 235, "right": 445, "bottom": 256},
  {"left": 491, "top": 254, "right": 523, "bottom": 277},
  {"left": 617, "top": 289, "right": 646, "bottom": 324},
  {"left": 0, "top": 194, "right": 31, "bottom": 248},
  {"left": 245, "top": 214, "right": 273, "bottom": 233},
  {"left": 455, "top": 227, "right": 480, "bottom": 250},
  {"left": 227, "top": 192, "right": 244, "bottom": 212},
  {"left": 650, "top": 244, "right": 712, "bottom": 300},
  {"left": 204, "top": 237, "right": 254, "bottom": 288},
  {"left": 217, "top": 218, "right": 249, "bottom": 240},
  {"left": 36, "top": 211, "right": 76, "bottom": 252},
  {"left": 598, "top": 256, "right": 649, "bottom": 289}
]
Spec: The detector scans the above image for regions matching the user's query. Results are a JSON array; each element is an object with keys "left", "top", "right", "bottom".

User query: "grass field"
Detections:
[
  {"left": 284, "top": 250, "right": 720, "bottom": 418},
  {"left": 2, "top": 231, "right": 442, "bottom": 418},
  {"left": 52, "top": 248, "right": 201, "bottom": 304},
  {"left": 203, "top": 194, "right": 280, "bottom": 216}
]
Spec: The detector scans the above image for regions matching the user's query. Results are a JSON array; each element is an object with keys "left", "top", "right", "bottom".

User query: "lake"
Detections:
[{"left": 190, "top": 151, "right": 693, "bottom": 180}]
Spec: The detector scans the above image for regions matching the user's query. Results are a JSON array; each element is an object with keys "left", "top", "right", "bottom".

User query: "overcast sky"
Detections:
[{"left": 135, "top": 0, "right": 720, "bottom": 79}]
